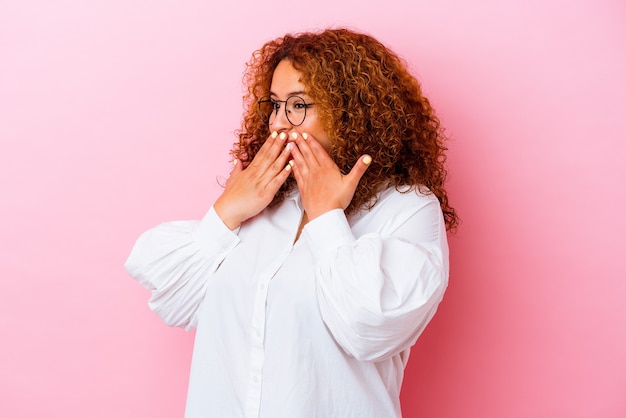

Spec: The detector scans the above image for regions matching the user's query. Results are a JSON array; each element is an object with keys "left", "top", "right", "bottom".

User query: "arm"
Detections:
[
  {"left": 126, "top": 131, "right": 293, "bottom": 329},
  {"left": 304, "top": 196, "right": 449, "bottom": 362},
  {"left": 125, "top": 207, "right": 240, "bottom": 330}
]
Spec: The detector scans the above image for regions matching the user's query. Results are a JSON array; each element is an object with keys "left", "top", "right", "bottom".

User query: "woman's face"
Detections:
[{"left": 268, "top": 59, "right": 332, "bottom": 152}]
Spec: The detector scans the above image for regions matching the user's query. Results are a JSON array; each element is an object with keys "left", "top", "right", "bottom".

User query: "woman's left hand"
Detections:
[{"left": 288, "top": 131, "right": 371, "bottom": 220}]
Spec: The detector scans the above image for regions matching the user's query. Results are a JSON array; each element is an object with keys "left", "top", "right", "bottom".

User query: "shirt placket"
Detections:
[{"left": 243, "top": 247, "right": 293, "bottom": 418}]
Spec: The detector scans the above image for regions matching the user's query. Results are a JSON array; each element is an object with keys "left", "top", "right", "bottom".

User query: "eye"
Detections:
[
  {"left": 293, "top": 102, "right": 308, "bottom": 110},
  {"left": 271, "top": 100, "right": 281, "bottom": 111}
]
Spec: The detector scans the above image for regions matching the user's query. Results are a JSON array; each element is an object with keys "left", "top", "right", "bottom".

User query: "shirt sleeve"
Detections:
[
  {"left": 124, "top": 206, "right": 240, "bottom": 330},
  {"left": 303, "top": 196, "right": 448, "bottom": 362}
]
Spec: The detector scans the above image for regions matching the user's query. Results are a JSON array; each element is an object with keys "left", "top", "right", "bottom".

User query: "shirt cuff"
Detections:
[
  {"left": 303, "top": 209, "right": 356, "bottom": 260},
  {"left": 192, "top": 206, "right": 240, "bottom": 252}
]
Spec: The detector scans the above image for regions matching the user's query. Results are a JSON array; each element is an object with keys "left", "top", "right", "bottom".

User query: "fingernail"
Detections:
[
  {"left": 302, "top": 132, "right": 308, "bottom": 140},
  {"left": 288, "top": 159, "right": 294, "bottom": 167},
  {"left": 271, "top": 131, "right": 278, "bottom": 138},
  {"left": 363, "top": 156, "right": 372, "bottom": 165},
  {"left": 285, "top": 163, "right": 292, "bottom": 171},
  {"left": 290, "top": 132, "right": 298, "bottom": 140},
  {"left": 286, "top": 143, "right": 292, "bottom": 151},
  {"left": 279, "top": 132, "right": 287, "bottom": 140}
]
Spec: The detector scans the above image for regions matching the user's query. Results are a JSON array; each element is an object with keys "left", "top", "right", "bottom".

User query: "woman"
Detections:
[{"left": 126, "top": 28, "right": 458, "bottom": 418}]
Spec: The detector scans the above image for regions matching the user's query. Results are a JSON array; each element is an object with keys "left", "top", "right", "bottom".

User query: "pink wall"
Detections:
[{"left": 1, "top": 0, "right": 624, "bottom": 417}]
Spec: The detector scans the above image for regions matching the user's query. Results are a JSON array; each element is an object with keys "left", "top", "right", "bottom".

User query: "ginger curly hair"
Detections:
[{"left": 233, "top": 28, "right": 459, "bottom": 231}]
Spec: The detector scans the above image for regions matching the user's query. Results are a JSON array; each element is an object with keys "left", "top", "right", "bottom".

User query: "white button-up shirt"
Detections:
[{"left": 125, "top": 186, "right": 449, "bottom": 418}]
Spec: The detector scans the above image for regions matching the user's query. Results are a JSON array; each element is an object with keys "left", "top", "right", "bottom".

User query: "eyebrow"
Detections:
[{"left": 269, "top": 90, "right": 308, "bottom": 98}]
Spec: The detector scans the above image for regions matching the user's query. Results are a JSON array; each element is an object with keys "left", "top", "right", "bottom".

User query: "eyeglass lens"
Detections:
[{"left": 258, "top": 96, "right": 308, "bottom": 126}]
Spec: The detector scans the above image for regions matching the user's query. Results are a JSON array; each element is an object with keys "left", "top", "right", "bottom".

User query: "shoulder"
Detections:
[
  {"left": 370, "top": 185, "right": 441, "bottom": 213},
  {"left": 349, "top": 185, "right": 444, "bottom": 237}
]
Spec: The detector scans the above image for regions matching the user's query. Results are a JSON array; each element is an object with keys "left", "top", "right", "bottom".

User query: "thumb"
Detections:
[
  {"left": 346, "top": 155, "right": 372, "bottom": 185},
  {"left": 231, "top": 158, "right": 243, "bottom": 175}
]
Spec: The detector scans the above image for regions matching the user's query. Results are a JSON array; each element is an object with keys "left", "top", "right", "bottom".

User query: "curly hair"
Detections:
[{"left": 233, "top": 28, "right": 459, "bottom": 231}]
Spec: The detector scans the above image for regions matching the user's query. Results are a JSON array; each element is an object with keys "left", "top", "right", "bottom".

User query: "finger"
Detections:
[
  {"left": 345, "top": 155, "right": 372, "bottom": 186},
  {"left": 250, "top": 131, "right": 289, "bottom": 170},
  {"left": 245, "top": 139, "right": 291, "bottom": 193},
  {"left": 301, "top": 132, "right": 337, "bottom": 166},
  {"left": 256, "top": 131, "right": 286, "bottom": 160},
  {"left": 266, "top": 158, "right": 294, "bottom": 192},
  {"left": 231, "top": 158, "right": 243, "bottom": 175},
  {"left": 292, "top": 131, "right": 322, "bottom": 166},
  {"left": 289, "top": 156, "right": 303, "bottom": 185},
  {"left": 287, "top": 140, "right": 309, "bottom": 181},
  {"left": 265, "top": 141, "right": 294, "bottom": 178}
]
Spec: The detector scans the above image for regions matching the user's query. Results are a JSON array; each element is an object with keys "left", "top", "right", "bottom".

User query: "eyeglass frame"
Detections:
[{"left": 257, "top": 95, "right": 315, "bottom": 127}]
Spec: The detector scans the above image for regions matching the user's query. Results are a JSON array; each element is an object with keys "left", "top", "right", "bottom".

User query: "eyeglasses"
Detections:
[{"left": 258, "top": 96, "right": 314, "bottom": 127}]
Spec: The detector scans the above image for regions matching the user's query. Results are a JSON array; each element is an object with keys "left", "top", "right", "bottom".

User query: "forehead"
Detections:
[{"left": 270, "top": 60, "right": 307, "bottom": 97}]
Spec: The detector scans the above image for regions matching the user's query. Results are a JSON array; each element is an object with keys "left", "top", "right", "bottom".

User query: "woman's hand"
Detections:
[
  {"left": 214, "top": 131, "right": 293, "bottom": 230},
  {"left": 289, "top": 131, "right": 371, "bottom": 220}
]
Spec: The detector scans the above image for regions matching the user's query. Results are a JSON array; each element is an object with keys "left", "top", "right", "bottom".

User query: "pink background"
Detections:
[{"left": 1, "top": 0, "right": 625, "bottom": 417}]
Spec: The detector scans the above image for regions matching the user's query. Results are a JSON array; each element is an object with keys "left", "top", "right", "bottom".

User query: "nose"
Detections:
[{"left": 269, "top": 106, "right": 292, "bottom": 132}]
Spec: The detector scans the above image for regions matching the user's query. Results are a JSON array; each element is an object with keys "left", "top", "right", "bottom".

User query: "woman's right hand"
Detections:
[{"left": 213, "top": 131, "right": 293, "bottom": 230}]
